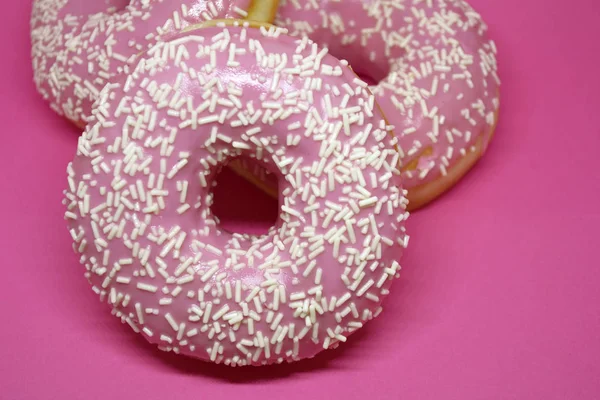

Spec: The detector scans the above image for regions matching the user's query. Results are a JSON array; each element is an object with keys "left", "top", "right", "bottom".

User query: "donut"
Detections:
[
  {"left": 30, "top": 0, "right": 280, "bottom": 127},
  {"left": 228, "top": 0, "right": 500, "bottom": 211},
  {"left": 63, "top": 22, "right": 409, "bottom": 366}
]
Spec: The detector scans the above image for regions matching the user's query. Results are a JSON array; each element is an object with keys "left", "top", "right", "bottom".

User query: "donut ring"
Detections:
[
  {"left": 64, "top": 22, "right": 409, "bottom": 366},
  {"left": 232, "top": 0, "right": 500, "bottom": 211},
  {"left": 30, "top": 0, "right": 279, "bottom": 127}
]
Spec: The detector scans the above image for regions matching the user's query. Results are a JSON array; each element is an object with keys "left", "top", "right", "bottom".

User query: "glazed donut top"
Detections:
[
  {"left": 277, "top": 0, "right": 500, "bottom": 188},
  {"left": 64, "top": 23, "right": 409, "bottom": 365},
  {"left": 31, "top": 0, "right": 253, "bottom": 125}
]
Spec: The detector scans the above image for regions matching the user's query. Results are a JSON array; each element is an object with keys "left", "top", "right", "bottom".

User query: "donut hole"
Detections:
[
  {"left": 67, "top": 0, "right": 130, "bottom": 15},
  {"left": 353, "top": 68, "right": 386, "bottom": 87},
  {"left": 327, "top": 47, "right": 391, "bottom": 87},
  {"left": 211, "top": 157, "right": 279, "bottom": 235},
  {"left": 106, "top": 0, "right": 131, "bottom": 10}
]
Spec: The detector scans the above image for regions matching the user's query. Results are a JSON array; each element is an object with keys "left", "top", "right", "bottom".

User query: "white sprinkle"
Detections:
[{"left": 136, "top": 283, "right": 157, "bottom": 293}]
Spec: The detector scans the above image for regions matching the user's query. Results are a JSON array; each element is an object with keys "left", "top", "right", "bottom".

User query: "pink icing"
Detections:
[
  {"left": 64, "top": 24, "right": 409, "bottom": 366},
  {"left": 276, "top": 0, "right": 500, "bottom": 189},
  {"left": 31, "top": 0, "right": 253, "bottom": 125}
]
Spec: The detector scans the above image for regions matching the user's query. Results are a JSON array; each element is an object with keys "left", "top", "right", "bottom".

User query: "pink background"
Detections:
[{"left": 1, "top": 0, "right": 599, "bottom": 399}]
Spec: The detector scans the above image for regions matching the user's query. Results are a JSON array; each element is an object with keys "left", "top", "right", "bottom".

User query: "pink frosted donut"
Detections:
[
  {"left": 276, "top": 0, "right": 500, "bottom": 210},
  {"left": 30, "top": 0, "right": 278, "bottom": 126},
  {"left": 64, "top": 22, "right": 409, "bottom": 366}
]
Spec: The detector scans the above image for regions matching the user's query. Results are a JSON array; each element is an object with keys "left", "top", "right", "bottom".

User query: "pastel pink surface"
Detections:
[{"left": 1, "top": 1, "right": 599, "bottom": 399}]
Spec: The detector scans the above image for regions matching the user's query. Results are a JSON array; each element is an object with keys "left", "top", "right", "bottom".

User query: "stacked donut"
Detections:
[{"left": 31, "top": 0, "right": 499, "bottom": 366}]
